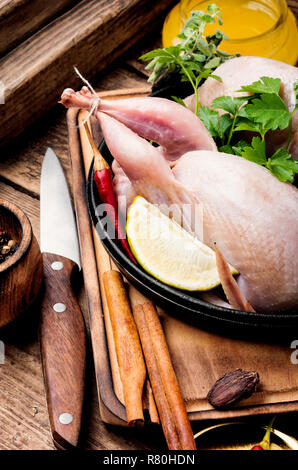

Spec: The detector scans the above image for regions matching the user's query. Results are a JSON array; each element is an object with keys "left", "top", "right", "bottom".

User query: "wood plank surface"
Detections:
[
  {"left": 288, "top": 0, "right": 298, "bottom": 15},
  {"left": 0, "top": 0, "right": 172, "bottom": 145},
  {"left": 0, "top": 0, "right": 79, "bottom": 57},
  {"left": 0, "top": 0, "right": 297, "bottom": 450}
]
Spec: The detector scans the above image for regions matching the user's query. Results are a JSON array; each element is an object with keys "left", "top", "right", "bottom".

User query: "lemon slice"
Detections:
[{"left": 126, "top": 196, "right": 237, "bottom": 291}]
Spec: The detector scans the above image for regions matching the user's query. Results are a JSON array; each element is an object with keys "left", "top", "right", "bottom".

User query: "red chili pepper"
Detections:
[
  {"left": 251, "top": 416, "right": 276, "bottom": 450},
  {"left": 84, "top": 123, "right": 136, "bottom": 264}
]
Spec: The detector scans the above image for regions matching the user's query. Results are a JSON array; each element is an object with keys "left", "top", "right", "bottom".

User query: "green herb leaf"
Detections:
[
  {"left": 140, "top": 4, "right": 238, "bottom": 116},
  {"left": 198, "top": 106, "right": 232, "bottom": 143},
  {"left": 266, "top": 148, "right": 298, "bottom": 182},
  {"left": 204, "top": 56, "right": 221, "bottom": 69},
  {"left": 198, "top": 106, "right": 220, "bottom": 137},
  {"left": 238, "top": 77, "right": 281, "bottom": 95},
  {"left": 201, "top": 71, "right": 222, "bottom": 82},
  {"left": 240, "top": 137, "right": 267, "bottom": 165},
  {"left": 181, "top": 60, "right": 203, "bottom": 73},
  {"left": 139, "top": 48, "right": 166, "bottom": 61},
  {"left": 171, "top": 96, "right": 186, "bottom": 107},
  {"left": 218, "top": 114, "right": 233, "bottom": 140},
  {"left": 141, "top": 46, "right": 183, "bottom": 82},
  {"left": 207, "top": 3, "right": 222, "bottom": 17},
  {"left": 234, "top": 117, "right": 264, "bottom": 134},
  {"left": 232, "top": 140, "right": 250, "bottom": 156},
  {"left": 191, "top": 53, "right": 207, "bottom": 62},
  {"left": 212, "top": 96, "right": 247, "bottom": 116},
  {"left": 293, "top": 79, "right": 298, "bottom": 112},
  {"left": 206, "top": 31, "right": 226, "bottom": 47},
  {"left": 219, "top": 140, "right": 249, "bottom": 156},
  {"left": 219, "top": 144, "right": 234, "bottom": 154},
  {"left": 245, "top": 93, "right": 290, "bottom": 131}
]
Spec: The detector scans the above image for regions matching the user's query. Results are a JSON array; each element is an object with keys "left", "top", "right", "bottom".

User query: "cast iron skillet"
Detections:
[{"left": 86, "top": 88, "right": 298, "bottom": 339}]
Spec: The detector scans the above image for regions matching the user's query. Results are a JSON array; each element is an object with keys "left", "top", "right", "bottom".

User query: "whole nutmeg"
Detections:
[{"left": 207, "top": 369, "right": 259, "bottom": 409}]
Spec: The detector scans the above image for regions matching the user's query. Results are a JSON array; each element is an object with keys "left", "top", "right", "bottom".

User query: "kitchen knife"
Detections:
[{"left": 40, "top": 148, "right": 86, "bottom": 449}]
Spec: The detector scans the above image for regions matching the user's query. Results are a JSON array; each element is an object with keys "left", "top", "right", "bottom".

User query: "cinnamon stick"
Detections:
[
  {"left": 103, "top": 270, "right": 146, "bottom": 426},
  {"left": 132, "top": 301, "right": 196, "bottom": 450},
  {"left": 143, "top": 379, "right": 160, "bottom": 425}
]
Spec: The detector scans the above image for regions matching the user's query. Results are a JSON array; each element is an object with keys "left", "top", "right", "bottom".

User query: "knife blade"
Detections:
[{"left": 40, "top": 148, "right": 86, "bottom": 449}]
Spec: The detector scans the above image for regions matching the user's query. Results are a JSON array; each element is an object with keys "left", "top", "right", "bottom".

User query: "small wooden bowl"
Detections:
[{"left": 0, "top": 199, "right": 43, "bottom": 328}]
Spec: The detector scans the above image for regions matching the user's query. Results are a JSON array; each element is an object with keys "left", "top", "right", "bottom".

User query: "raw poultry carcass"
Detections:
[
  {"left": 60, "top": 88, "right": 298, "bottom": 313},
  {"left": 98, "top": 113, "right": 298, "bottom": 314},
  {"left": 61, "top": 87, "right": 216, "bottom": 213},
  {"left": 185, "top": 56, "right": 298, "bottom": 157},
  {"left": 111, "top": 160, "right": 136, "bottom": 216},
  {"left": 61, "top": 87, "right": 216, "bottom": 161}
]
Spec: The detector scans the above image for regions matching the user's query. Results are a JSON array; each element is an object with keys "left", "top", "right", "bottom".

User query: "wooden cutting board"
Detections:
[{"left": 67, "top": 89, "right": 298, "bottom": 426}]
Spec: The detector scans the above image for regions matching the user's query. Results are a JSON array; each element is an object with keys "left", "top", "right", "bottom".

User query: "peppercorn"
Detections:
[
  {"left": 207, "top": 369, "right": 260, "bottom": 409},
  {"left": 0, "top": 231, "right": 18, "bottom": 263}
]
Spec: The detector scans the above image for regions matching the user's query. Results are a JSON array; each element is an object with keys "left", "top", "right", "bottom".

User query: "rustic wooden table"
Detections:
[{"left": 0, "top": 2, "right": 298, "bottom": 450}]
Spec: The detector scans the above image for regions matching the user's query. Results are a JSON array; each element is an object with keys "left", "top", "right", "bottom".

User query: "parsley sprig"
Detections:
[
  {"left": 140, "top": 4, "right": 238, "bottom": 116},
  {"left": 140, "top": 3, "right": 297, "bottom": 184},
  {"left": 199, "top": 77, "right": 298, "bottom": 183}
]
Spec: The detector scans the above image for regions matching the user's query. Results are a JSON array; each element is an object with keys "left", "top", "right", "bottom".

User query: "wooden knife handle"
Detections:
[{"left": 40, "top": 252, "right": 86, "bottom": 449}]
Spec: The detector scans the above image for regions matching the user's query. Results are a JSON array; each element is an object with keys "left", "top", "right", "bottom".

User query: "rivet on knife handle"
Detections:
[{"left": 40, "top": 253, "right": 86, "bottom": 449}]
